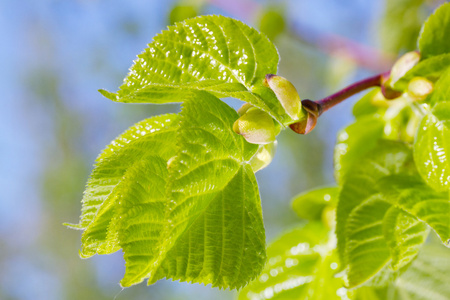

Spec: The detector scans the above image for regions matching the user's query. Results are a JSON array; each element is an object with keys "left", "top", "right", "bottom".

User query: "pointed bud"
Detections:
[
  {"left": 249, "top": 141, "right": 277, "bottom": 172},
  {"left": 390, "top": 51, "right": 421, "bottom": 86},
  {"left": 407, "top": 77, "right": 434, "bottom": 101},
  {"left": 264, "top": 74, "right": 303, "bottom": 120},
  {"left": 233, "top": 107, "right": 279, "bottom": 144}
]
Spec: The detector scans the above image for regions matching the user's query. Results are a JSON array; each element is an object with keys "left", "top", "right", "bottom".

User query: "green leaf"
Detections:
[
  {"left": 337, "top": 141, "right": 415, "bottom": 265},
  {"left": 65, "top": 114, "right": 180, "bottom": 257},
  {"left": 238, "top": 222, "right": 347, "bottom": 300},
  {"left": 99, "top": 15, "right": 294, "bottom": 124},
  {"left": 117, "top": 156, "right": 170, "bottom": 285},
  {"left": 429, "top": 66, "right": 450, "bottom": 106},
  {"left": 334, "top": 116, "right": 385, "bottom": 183},
  {"left": 119, "top": 92, "right": 263, "bottom": 289},
  {"left": 383, "top": 207, "right": 429, "bottom": 271},
  {"left": 259, "top": 8, "right": 286, "bottom": 41},
  {"left": 392, "top": 244, "right": 450, "bottom": 299},
  {"left": 168, "top": 5, "right": 198, "bottom": 25},
  {"left": 352, "top": 88, "right": 381, "bottom": 119},
  {"left": 353, "top": 244, "right": 450, "bottom": 299},
  {"left": 345, "top": 195, "right": 397, "bottom": 287},
  {"left": 418, "top": 2, "right": 450, "bottom": 59},
  {"left": 292, "top": 186, "right": 339, "bottom": 221},
  {"left": 414, "top": 102, "right": 450, "bottom": 191},
  {"left": 392, "top": 54, "right": 450, "bottom": 91},
  {"left": 379, "top": 0, "right": 425, "bottom": 54},
  {"left": 335, "top": 141, "right": 448, "bottom": 287},
  {"left": 378, "top": 175, "right": 450, "bottom": 247}
]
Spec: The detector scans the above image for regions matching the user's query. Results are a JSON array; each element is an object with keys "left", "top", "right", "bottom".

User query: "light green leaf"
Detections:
[
  {"left": 335, "top": 141, "right": 447, "bottom": 287},
  {"left": 99, "top": 16, "right": 295, "bottom": 124},
  {"left": 345, "top": 196, "right": 395, "bottom": 288},
  {"left": 292, "top": 186, "right": 339, "bottom": 221},
  {"left": 65, "top": 114, "right": 179, "bottom": 257},
  {"left": 414, "top": 102, "right": 450, "bottom": 191},
  {"left": 382, "top": 207, "right": 429, "bottom": 270},
  {"left": 392, "top": 244, "right": 450, "bottom": 299},
  {"left": 418, "top": 2, "right": 450, "bottom": 59},
  {"left": 119, "top": 92, "right": 263, "bottom": 289},
  {"left": 117, "top": 156, "right": 170, "bottom": 285},
  {"left": 259, "top": 8, "right": 286, "bottom": 41},
  {"left": 392, "top": 54, "right": 450, "bottom": 91},
  {"left": 377, "top": 174, "right": 450, "bottom": 246},
  {"left": 238, "top": 222, "right": 347, "bottom": 300},
  {"left": 352, "top": 88, "right": 381, "bottom": 119},
  {"left": 379, "top": 0, "right": 425, "bottom": 54},
  {"left": 429, "top": 66, "right": 450, "bottom": 105},
  {"left": 353, "top": 244, "right": 450, "bottom": 299},
  {"left": 168, "top": 4, "right": 198, "bottom": 25},
  {"left": 334, "top": 116, "right": 385, "bottom": 183},
  {"left": 337, "top": 141, "right": 415, "bottom": 266}
]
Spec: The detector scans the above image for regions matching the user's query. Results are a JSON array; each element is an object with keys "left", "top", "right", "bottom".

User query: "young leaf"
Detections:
[
  {"left": 98, "top": 16, "right": 295, "bottom": 124},
  {"left": 238, "top": 222, "right": 346, "bottom": 300},
  {"left": 65, "top": 114, "right": 180, "bottom": 257},
  {"left": 415, "top": 106, "right": 450, "bottom": 192},
  {"left": 383, "top": 207, "right": 429, "bottom": 271},
  {"left": 119, "top": 92, "right": 263, "bottom": 289},
  {"left": 352, "top": 88, "right": 381, "bottom": 119},
  {"left": 378, "top": 175, "right": 450, "bottom": 247},
  {"left": 418, "top": 2, "right": 450, "bottom": 59},
  {"left": 335, "top": 141, "right": 449, "bottom": 287},
  {"left": 337, "top": 141, "right": 415, "bottom": 266},
  {"left": 344, "top": 196, "right": 396, "bottom": 287},
  {"left": 392, "top": 53, "right": 450, "bottom": 91},
  {"left": 392, "top": 244, "right": 450, "bottom": 299},
  {"left": 334, "top": 116, "right": 385, "bottom": 183},
  {"left": 292, "top": 186, "right": 339, "bottom": 221}
]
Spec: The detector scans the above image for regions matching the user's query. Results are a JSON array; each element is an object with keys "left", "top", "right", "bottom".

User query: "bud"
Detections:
[
  {"left": 264, "top": 74, "right": 303, "bottom": 120},
  {"left": 289, "top": 100, "right": 320, "bottom": 135},
  {"left": 237, "top": 102, "right": 253, "bottom": 116},
  {"left": 233, "top": 107, "right": 279, "bottom": 144},
  {"left": 390, "top": 51, "right": 421, "bottom": 86},
  {"left": 407, "top": 77, "right": 434, "bottom": 101},
  {"left": 370, "top": 90, "right": 390, "bottom": 108},
  {"left": 249, "top": 141, "right": 277, "bottom": 172}
]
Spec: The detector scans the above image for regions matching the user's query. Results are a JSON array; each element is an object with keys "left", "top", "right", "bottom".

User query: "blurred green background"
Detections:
[{"left": 0, "top": 0, "right": 442, "bottom": 299}]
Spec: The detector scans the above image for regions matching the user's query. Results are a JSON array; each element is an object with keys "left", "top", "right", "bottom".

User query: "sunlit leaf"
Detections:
[
  {"left": 336, "top": 141, "right": 449, "bottom": 287},
  {"left": 352, "top": 88, "right": 381, "bottom": 119},
  {"left": 414, "top": 102, "right": 450, "bottom": 191},
  {"left": 65, "top": 114, "right": 179, "bottom": 257},
  {"left": 238, "top": 222, "right": 347, "bottom": 300},
  {"left": 392, "top": 53, "right": 450, "bottom": 91},
  {"left": 119, "top": 92, "right": 263, "bottom": 288},
  {"left": 98, "top": 15, "right": 295, "bottom": 124},
  {"left": 353, "top": 244, "right": 450, "bottom": 299},
  {"left": 418, "top": 2, "right": 450, "bottom": 59},
  {"left": 334, "top": 116, "right": 385, "bottom": 183},
  {"left": 292, "top": 186, "right": 339, "bottom": 221}
]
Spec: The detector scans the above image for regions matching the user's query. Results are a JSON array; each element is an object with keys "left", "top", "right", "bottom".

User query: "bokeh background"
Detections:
[{"left": 0, "top": 0, "right": 443, "bottom": 299}]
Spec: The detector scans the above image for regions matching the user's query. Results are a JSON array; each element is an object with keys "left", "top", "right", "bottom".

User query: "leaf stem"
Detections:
[{"left": 316, "top": 71, "right": 390, "bottom": 114}]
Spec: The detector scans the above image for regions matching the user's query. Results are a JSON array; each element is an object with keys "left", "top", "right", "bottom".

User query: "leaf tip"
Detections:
[
  {"left": 98, "top": 89, "right": 118, "bottom": 101},
  {"left": 63, "top": 222, "right": 84, "bottom": 230}
]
